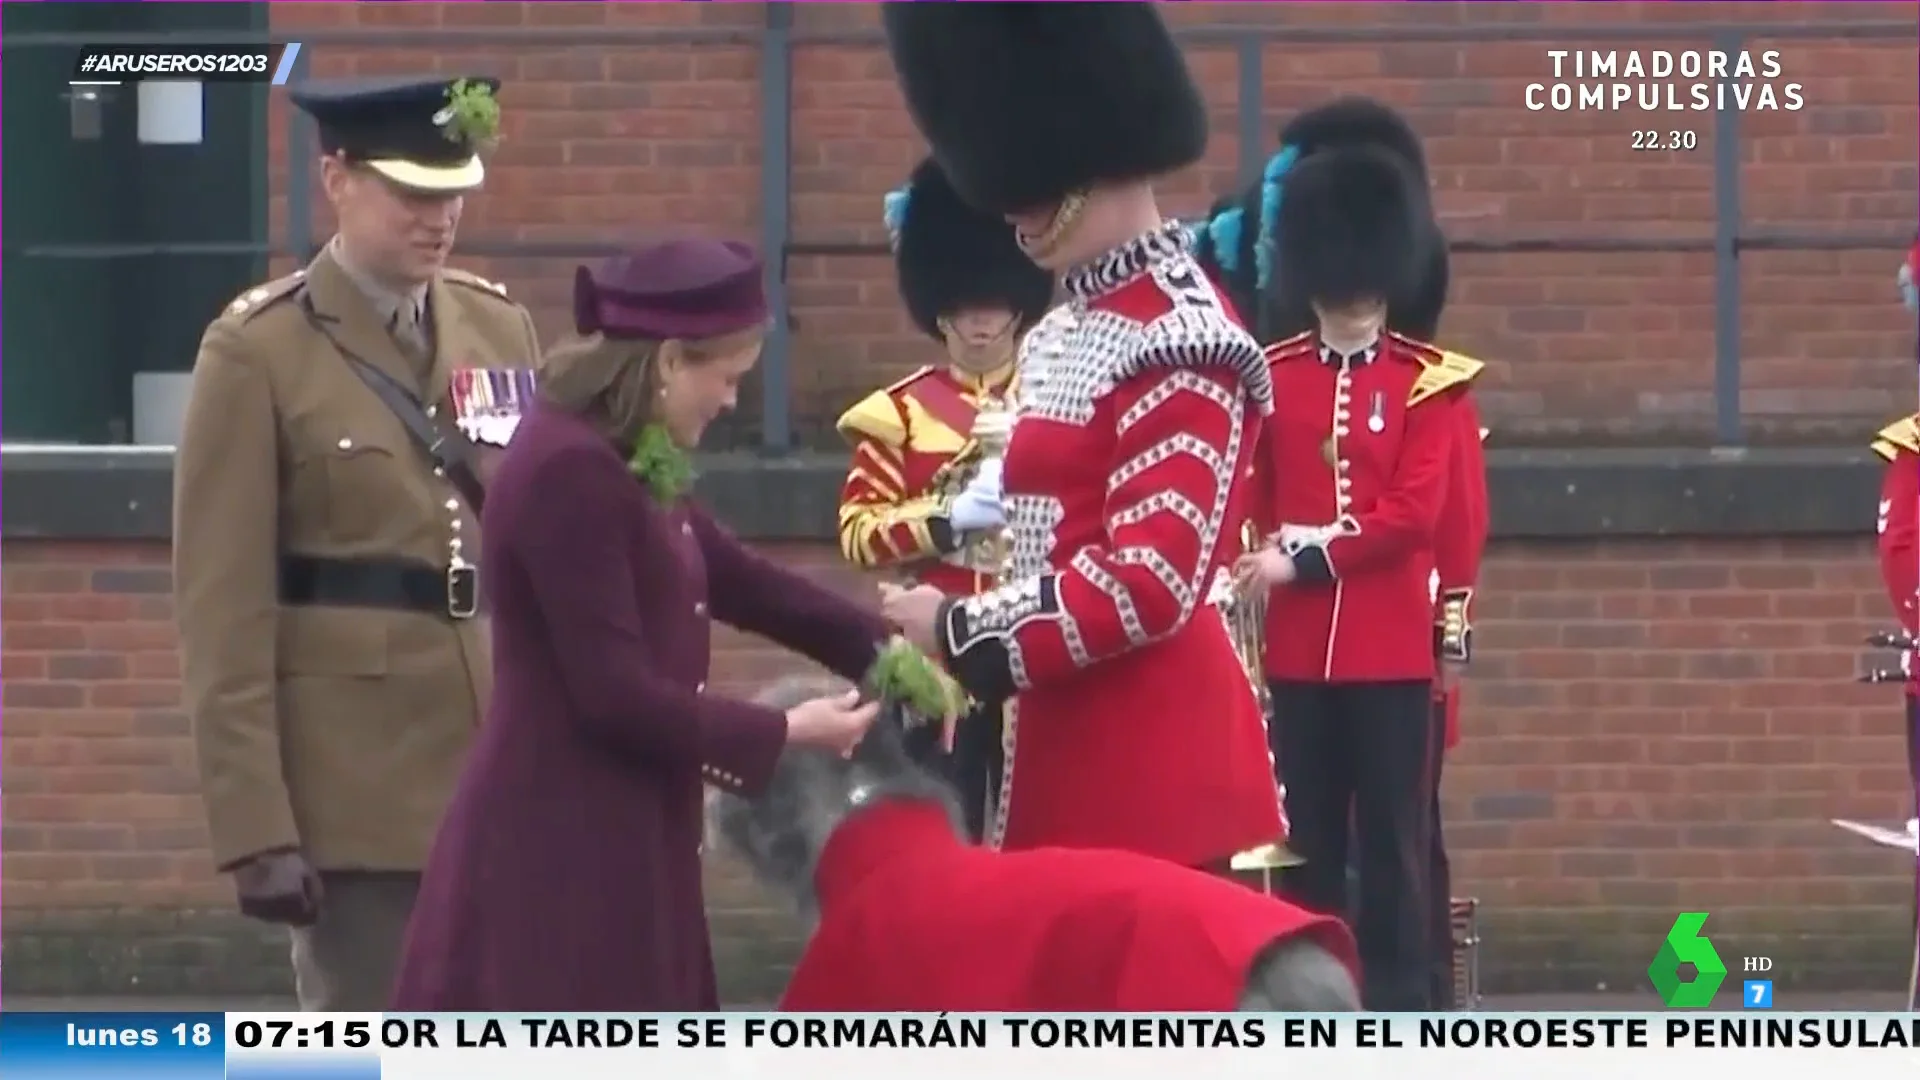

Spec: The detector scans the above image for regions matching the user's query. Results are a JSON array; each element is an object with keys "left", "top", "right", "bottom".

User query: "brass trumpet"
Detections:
[
  {"left": 929, "top": 392, "right": 1015, "bottom": 582},
  {"left": 1223, "top": 519, "right": 1301, "bottom": 890}
]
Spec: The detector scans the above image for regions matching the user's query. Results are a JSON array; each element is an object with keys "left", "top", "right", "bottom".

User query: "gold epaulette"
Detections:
[
  {"left": 1408, "top": 343, "right": 1487, "bottom": 407},
  {"left": 1872, "top": 414, "right": 1920, "bottom": 462},
  {"left": 221, "top": 270, "right": 306, "bottom": 323},
  {"left": 835, "top": 368, "right": 933, "bottom": 449},
  {"left": 441, "top": 267, "right": 511, "bottom": 299},
  {"left": 1261, "top": 332, "right": 1316, "bottom": 364}
]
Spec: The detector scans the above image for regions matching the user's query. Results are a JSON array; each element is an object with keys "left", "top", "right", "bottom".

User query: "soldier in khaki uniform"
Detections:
[{"left": 173, "top": 75, "right": 540, "bottom": 1011}]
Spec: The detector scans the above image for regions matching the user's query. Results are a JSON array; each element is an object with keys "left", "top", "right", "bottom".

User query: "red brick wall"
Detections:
[
  {"left": 3, "top": 533, "right": 1912, "bottom": 987},
  {"left": 262, "top": 1, "right": 1918, "bottom": 444}
]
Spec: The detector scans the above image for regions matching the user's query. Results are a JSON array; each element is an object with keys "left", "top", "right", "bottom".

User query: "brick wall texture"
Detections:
[
  {"left": 5, "top": 0, "right": 1920, "bottom": 997},
  {"left": 4, "top": 533, "right": 1915, "bottom": 995},
  {"left": 259, "top": 0, "right": 1919, "bottom": 446}
]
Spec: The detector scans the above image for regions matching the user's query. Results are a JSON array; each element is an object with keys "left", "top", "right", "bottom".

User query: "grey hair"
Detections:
[
  {"left": 1235, "top": 938, "right": 1362, "bottom": 1011},
  {"left": 707, "top": 674, "right": 963, "bottom": 923}
]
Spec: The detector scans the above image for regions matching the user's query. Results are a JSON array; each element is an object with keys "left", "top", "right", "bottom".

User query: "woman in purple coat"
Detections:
[{"left": 390, "top": 239, "right": 905, "bottom": 1010}]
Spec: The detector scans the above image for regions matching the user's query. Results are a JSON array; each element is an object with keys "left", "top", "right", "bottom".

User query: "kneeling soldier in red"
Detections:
[{"left": 1235, "top": 142, "right": 1471, "bottom": 1011}]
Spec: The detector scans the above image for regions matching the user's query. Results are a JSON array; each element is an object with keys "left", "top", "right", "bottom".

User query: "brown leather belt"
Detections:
[{"left": 279, "top": 555, "right": 478, "bottom": 620}]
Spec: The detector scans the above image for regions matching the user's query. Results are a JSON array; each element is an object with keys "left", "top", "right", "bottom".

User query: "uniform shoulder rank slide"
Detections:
[
  {"left": 223, "top": 270, "right": 306, "bottom": 321},
  {"left": 452, "top": 367, "right": 537, "bottom": 447},
  {"left": 1407, "top": 345, "right": 1487, "bottom": 407},
  {"left": 442, "top": 267, "right": 510, "bottom": 298},
  {"left": 1872, "top": 414, "right": 1920, "bottom": 461}
]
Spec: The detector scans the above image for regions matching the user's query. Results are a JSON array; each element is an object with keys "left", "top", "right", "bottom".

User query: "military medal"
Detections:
[
  {"left": 1367, "top": 390, "right": 1386, "bottom": 433},
  {"left": 450, "top": 367, "right": 538, "bottom": 447}
]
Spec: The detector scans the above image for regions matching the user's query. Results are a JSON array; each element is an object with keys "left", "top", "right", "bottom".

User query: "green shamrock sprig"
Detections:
[
  {"left": 627, "top": 423, "right": 695, "bottom": 503},
  {"left": 866, "top": 636, "right": 967, "bottom": 724},
  {"left": 441, "top": 79, "right": 501, "bottom": 150}
]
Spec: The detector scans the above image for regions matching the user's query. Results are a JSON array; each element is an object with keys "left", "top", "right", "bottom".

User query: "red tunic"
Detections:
[
  {"left": 1431, "top": 385, "right": 1491, "bottom": 749},
  {"left": 936, "top": 223, "right": 1283, "bottom": 869},
  {"left": 835, "top": 363, "right": 1015, "bottom": 597},
  {"left": 1873, "top": 415, "right": 1919, "bottom": 696},
  {"left": 1253, "top": 331, "right": 1471, "bottom": 684},
  {"left": 780, "top": 802, "right": 1357, "bottom": 1011}
]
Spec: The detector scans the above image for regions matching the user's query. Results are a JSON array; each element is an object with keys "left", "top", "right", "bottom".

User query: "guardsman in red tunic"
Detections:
[
  {"left": 875, "top": 3, "right": 1285, "bottom": 873},
  {"left": 1194, "top": 97, "right": 1494, "bottom": 1007},
  {"left": 1234, "top": 142, "right": 1472, "bottom": 1011},
  {"left": 1427, "top": 414, "right": 1489, "bottom": 1007},
  {"left": 834, "top": 157, "right": 1055, "bottom": 840},
  {"left": 1872, "top": 412, "right": 1919, "bottom": 1011},
  {"left": 1883, "top": 228, "right": 1920, "bottom": 1010},
  {"left": 710, "top": 677, "right": 1361, "bottom": 1012}
]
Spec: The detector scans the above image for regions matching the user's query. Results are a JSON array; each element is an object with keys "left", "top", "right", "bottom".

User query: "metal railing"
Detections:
[{"left": 5, "top": 12, "right": 1914, "bottom": 451}]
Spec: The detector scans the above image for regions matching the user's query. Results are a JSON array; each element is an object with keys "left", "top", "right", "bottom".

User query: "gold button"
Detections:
[
  {"left": 682, "top": 522, "right": 694, "bottom": 536},
  {"left": 696, "top": 681, "right": 707, "bottom": 693},
  {"left": 445, "top": 498, "right": 460, "bottom": 512},
  {"left": 694, "top": 602, "right": 707, "bottom": 617},
  {"left": 426, "top": 405, "right": 438, "bottom": 419},
  {"left": 337, "top": 437, "right": 353, "bottom": 451}
]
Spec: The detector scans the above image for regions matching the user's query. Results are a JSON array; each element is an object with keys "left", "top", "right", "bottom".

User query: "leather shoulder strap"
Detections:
[{"left": 300, "top": 293, "right": 488, "bottom": 513}]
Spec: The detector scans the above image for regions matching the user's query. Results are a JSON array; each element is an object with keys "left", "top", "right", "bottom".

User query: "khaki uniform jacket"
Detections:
[{"left": 175, "top": 248, "right": 540, "bottom": 872}]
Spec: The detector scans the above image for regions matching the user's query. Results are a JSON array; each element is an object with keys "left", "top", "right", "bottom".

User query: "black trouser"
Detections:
[
  {"left": 1426, "top": 695, "right": 1455, "bottom": 1010},
  {"left": 901, "top": 700, "right": 1004, "bottom": 843},
  {"left": 1271, "top": 678, "right": 1435, "bottom": 1012}
]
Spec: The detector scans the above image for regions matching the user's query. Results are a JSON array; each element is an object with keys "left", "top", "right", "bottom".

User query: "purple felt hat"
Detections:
[{"left": 573, "top": 239, "right": 768, "bottom": 340}]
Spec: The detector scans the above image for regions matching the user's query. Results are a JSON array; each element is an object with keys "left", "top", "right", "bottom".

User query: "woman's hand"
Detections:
[
  {"left": 878, "top": 583, "right": 946, "bottom": 654},
  {"left": 784, "top": 689, "right": 881, "bottom": 757}
]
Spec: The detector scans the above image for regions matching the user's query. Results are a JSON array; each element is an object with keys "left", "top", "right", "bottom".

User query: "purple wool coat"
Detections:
[{"left": 390, "top": 403, "right": 890, "bottom": 1010}]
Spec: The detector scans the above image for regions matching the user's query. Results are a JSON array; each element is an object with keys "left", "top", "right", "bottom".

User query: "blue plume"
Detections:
[
  {"left": 1207, "top": 207, "right": 1245, "bottom": 273},
  {"left": 882, "top": 186, "right": 912, "bottom": 237},
  {"left": 1253, "top": 144, "right": 1300, "bottom": 291}
]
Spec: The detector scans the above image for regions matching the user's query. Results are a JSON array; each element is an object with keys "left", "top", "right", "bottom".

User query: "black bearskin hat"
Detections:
[
  {"left": 893, "top": 158, "right": 1055, "bottom": 340},
  {"left": 1273, "top": 146, "right": 1425, "bottom": 310},
  {"left": 1279, "top": 96, "right": 1430, "bottom": 184},
  {"left": 1268, "top": 97, "right": 1447, "bottom": 338},
  {"left": 880, "top": 2, "right": 1208, "bottom": 216}
]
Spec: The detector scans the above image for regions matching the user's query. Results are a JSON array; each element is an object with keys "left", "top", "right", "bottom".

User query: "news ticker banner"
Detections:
[
  {"left": 3, "top": 1012, "right": 1920, "bottom": 1080},
  {"left": 69, "top": 44, "right": 305, "bottom": 86}
]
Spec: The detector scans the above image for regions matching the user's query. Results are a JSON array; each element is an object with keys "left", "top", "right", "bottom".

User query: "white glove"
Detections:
[
  {"left": 971, "top": 408, "right": 1016, "bottom": 449},
  {"left": 948, "top": 460, "right": 1005, "bottom": 531},
  {"left": 1274, "top": 522, "right": 1331, "bottom": 554}
]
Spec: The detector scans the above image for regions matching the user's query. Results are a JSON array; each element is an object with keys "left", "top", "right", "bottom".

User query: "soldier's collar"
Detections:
[
  {"left": 1316, "top": 333, "right": 1380, "bottom": 369},
  {"left": 1061, "top": 220, "right": 1192, "bottom": 303},
  {"left": 951, "top": 361, "right": 1014, "bottom": 397},
  {"left": 328, "top": 236, "right": 429, "bottom": 325}
]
